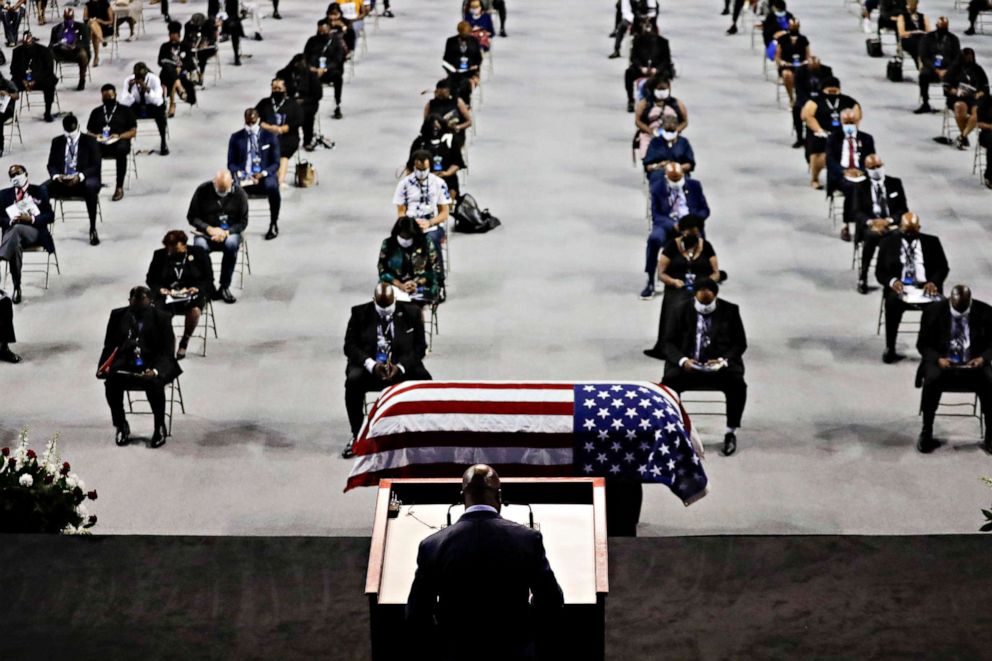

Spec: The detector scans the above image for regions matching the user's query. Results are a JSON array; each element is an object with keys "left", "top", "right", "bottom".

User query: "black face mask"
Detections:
[
  {"left": 129, "top": 301, "right": 149, "bottom": 314},
  {"left": 903, "top": 230, "right": 919, "bottom": 239},
  {"left": 271, "top": 91, "right": 285, "bottom": 103},
  {"left": 936, "top": 27, "right": 948, "bottom": 35},
  {"left": 682, "top": 234, "right": 699, "bottom": 248},
  {"left": 103, "top": 99, "right": 116, "bottom": 110}
]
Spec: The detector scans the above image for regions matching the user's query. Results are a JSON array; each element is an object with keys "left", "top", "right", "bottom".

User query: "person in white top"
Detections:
[
  {"left": 119, "top": 62, "right": 170, "bottom": 155},
  {"left": 392, "top": 149, "right": 451, "bottom": 283}
]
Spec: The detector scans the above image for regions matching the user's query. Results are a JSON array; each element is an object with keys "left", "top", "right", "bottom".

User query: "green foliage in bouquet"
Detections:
[{"left": 0, "top": 429, "right": 98, "bottom": 534}]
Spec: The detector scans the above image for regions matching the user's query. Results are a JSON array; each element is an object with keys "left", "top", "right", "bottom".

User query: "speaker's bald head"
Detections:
[{"left": 462, "top": 464, "right": 501, "bottom": 508}]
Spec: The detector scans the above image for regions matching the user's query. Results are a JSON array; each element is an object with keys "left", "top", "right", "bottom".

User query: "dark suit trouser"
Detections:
[
  {"left": 345, "top": 364, "right": 432, "bottom": 437},
  {"left": 493, "top": 0, "right": 507, "bottom": 30},
  {"left": 883, "top": 292, "right": 935, "bottom": 351},
  {"left": 918, "top": 65, "right": 943, "bottom": 103},
  {"left": 0, "top": 224, "right": 42, "bottom": 288},
  {"left": 981, "top": 131, "right": 992, "bottom": 181},
  {"left": 645, "top": 216, "right": 678, "bottom": 275},
  {"left": 858, "top": 230, "right": 886, "bottom": 282},
  {"left": 16, "top": 82, "right": 55, "bottom": 115},
  {"left": 47, "top": 178, "right": 100, "bottom": 230},
  {"left": 320, "top": 69, "right": 343, "bottom": 106},
  {"left": 920, "top": 363, "right": 992, "bottom": 431},
  {"left": 243, "top": 178, "right": 280, "bottom": 224},
  {"left": 160, "top": 0, "right": 168, "bottom": 16},
  {"left": 662, "top": 368, "right": 747, "bottom": 428},
  {"left": 105, "top": 374, "right": 167, "bottom": 429},
  {"left": 133, "top": 103, "right": 168, "bottom": 148},
  {"left": 300, "top": 100, "right": 319, "bottom": 145},
  {"left": 51, "top": 45, "right": 89, "bottom": 78},
  {"left": 969, "top": 0, "right": 992, "bottom": 27},
  {"left": 0, "top": 296, "right": 14, "bottom": 344},
  {"left": 2, "top": 8, "right": 24, "bottom": 44},
  {"left": 100, "top": 140, "right": 131, "bottom": 188}
]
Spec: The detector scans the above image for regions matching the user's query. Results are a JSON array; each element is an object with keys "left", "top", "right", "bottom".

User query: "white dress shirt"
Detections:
[{"left": 119, "top": 72, "right": 165, "bottom": 108}]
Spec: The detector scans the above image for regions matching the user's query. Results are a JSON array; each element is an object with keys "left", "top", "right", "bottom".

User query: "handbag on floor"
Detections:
[
  {"left": 866, "top": 37, "right": 883, "bottom": 57},
  {"left": 886, "top": 58, "right": 903, "bottom": 82},
  {"left": 295, "top": 161, "right": 317, "bottom": 187},
  {"left": 453, "top": 194, "right": 501, "bottom": 233}
]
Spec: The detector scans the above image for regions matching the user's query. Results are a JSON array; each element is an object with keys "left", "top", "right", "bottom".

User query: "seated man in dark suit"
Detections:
[
  {"left": 302, "top": 21, "right": 343, "bottom": 121},
  {"left": 96, "top": 285, "right": 182, "bottom": 448},
  {"left": 10, "top": 31, "right": 57, "bottom": 122},
  {"left": 48, "top": 7, "right": 89, "bottom": 91},
  {"left": 228, "top": 108, "right": 281, "bottom": 241},
  {"left": 48, "top": 113, "right": 102, "bottom": 245},
  {"left": 0, "top": 287, "right": 17, "bottom": 362},
  {"left": 187, "top": 170, "right": 248, "bottom": 304},
  {"left": 407, "top": 464, "right": 564, "bottom": 661},
  {"left": 826, "top": 108, "right": 875, "bottom": 243},
  {"left": 916, "top": 284, "right": 992, "bottom": 454},
  {"left": 662, "top": 279, "right": 748, "bottom": 456},
  {"left": 852, "top": 154, "right": 908, "bottom": 294},
  {"left": 0, "top": 164, "right": 55, "bottom": 305},
  {"left": 642, "top": 162, "right": 710, "bottom": 300},
  {"left": 146, "top": 230, "right": 214, "bottom": 360},
  {"left": 442, "top": 21, "right": 482, "bottom": 105},
  {"left": 84, "top": 85, "right": 136, "bottom": 204},
  {"left": 915, "top": 16, "right": 960, "bottom": 114},
  {"left": 875, "top": 212, "right": 949, "bottom": 364},
  {"left": 342, "top": 283, "right": 432, "bottom": 458}
]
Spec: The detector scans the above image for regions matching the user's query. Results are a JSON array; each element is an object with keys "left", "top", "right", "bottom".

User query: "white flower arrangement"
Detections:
[{"left": 1, "top": 429, "right": 98, "bottom": 534}]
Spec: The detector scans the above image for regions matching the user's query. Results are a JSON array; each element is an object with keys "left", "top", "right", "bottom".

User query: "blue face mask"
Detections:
[{"left": 842, "top": 124, "right": 857, "bottom": 137}]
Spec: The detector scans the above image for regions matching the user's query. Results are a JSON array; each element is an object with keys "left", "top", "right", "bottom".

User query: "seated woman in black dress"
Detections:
[
  {"left": 406, "top": 114, "right": 466, "bottom": 200},
  {"left": 377, "top": 216, "right": 442, "bottom": 303},
  {"left": 145, "top": 230, "right": 214, "bottom": 360},
  {"left": 644, "top": 215, "right": 723, "bottom": 359}
]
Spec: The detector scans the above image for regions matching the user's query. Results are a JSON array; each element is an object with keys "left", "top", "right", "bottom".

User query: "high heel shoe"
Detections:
[{"left": 176, "top": 335, "right": 190, "bottom": 360}]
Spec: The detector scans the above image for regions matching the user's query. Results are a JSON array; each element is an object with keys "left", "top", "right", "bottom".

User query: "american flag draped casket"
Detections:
[{"left": 344, "top": 381, "right": 709, "bottom": 505}]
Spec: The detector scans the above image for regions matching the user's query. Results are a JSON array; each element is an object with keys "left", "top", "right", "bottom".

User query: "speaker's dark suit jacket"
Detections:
[{"left": 406, "top": 509, "right": 564, "bottom": 661}]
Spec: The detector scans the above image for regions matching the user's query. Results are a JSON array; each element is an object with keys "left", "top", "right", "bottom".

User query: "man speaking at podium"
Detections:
[{"left": 406, "top": 465, "right": 564, "bottom": 660}]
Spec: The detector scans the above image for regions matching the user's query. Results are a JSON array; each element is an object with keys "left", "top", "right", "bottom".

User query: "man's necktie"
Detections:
[
  {"left": 846, "top": 137, "right": 856, "bottom": 169},
  {"left": 875, "top": 183, "right": 888, "bottom": 218},
  {"left": 15, "top": 187, "right": 24, "bottom": 202}
]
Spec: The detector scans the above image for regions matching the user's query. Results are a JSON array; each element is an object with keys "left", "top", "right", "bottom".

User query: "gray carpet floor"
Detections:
[{"left": 2, "top": 0, "right": 992, "bottom": 536}]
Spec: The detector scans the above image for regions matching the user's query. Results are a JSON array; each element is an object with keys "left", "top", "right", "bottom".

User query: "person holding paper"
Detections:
[
  {"left": 341, "top": 283, "right": 432, "bottom": 458},
  {"left": 84, "top": 85, "right": 136, "bottom": 203},
  {"left": 661, "top": 279, "right": 748, "bottom": 456},
  {"left": 825, "top": 109, "right": 875, "bottom": 242},
  {"left": 227, "top": 108, "right": 281, "bottom": 241},
  {"left": 48, "top": 113, "right": 102, "bottom": 243},
  {"left": 441, "top": 21, "right": 482, "bottom": 105},
  {"left": 186, "top": 170, "right": 248, "bottom": 304},
  {"left": 915, "top": 285, "right": 992, "bottom": 454},
  {"left": 875, "top": 212, "right": 949, "bottom": 364},
  {"left": 0, "top": 164, "right": 55, "bottom": 305},
  {"left": 96, "top": 286, "right": 182, "bottom": 448},
  {"left": 145, "top": 230, "right": 214, "bottom": 360}
]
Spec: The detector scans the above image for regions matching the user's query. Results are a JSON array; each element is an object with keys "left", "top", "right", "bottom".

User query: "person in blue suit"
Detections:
[
  {"left": 642, "top": 163, "right": 710, "bottom": 299},
  {"left": 227, "top": 108, "right": 281, "bottom": 240}
]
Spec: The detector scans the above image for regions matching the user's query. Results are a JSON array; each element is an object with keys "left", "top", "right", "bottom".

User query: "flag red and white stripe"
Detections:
[{"left": 344, "top": 381, "right": 698, "bottom": 492}]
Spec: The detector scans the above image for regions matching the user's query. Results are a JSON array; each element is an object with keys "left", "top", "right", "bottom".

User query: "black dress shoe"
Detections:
[
  {"left": 882, "top": 348, "right": 905, "bottom": 364},
  {"left": 11, "top": 287, "right": 21, "bottom": 304},
  {"left": 913, "top": 102, "right": 932, "bottom": 114},
  {"left": 76, "top": 80, "right": 85, "bottom": 91},
  {"left": 115, "top": 421, "right": 131, "bottom": 446},
  {"left": 160, "top": 145, "right": 170, "bottom": 156},
  {"left": 608, "top": 51, "right": 621, "bottom": 59},
  {"left": 983, "top": 437, "right": 992, "bottom": 455},
  {"left": 500, "top": 30, "right": 507, "bottom": 37},
  {"left": 44, "top": 112, "right": 54, "bottom": 123},
  {"left": 382, "top": 9, "right": 394, "bottom": 17},
  {"left": 0, "top": 346, "right": 21, "bottom": 363},
  {"left": 265, "top": 223, "right": 279, "bottom": 240},
  {"left": 722, "top": 432, "right": 737, "bottom": 456},
  {"left": 272, "top": 11, "right": 282, "bottom": 19},
  {"left": 642, "top": 347, "right": 665, "bottom": 360},
  {"left": 341, "top": 438, "right": 356, "bottom": 459},
  {"left": 917, "top": 428, "right": 937, "bottom": 453},
  {"left": 220, "top": 287, "right": 237, "bottom": 304},
  {"left": 964, "top": 26, "right": 976, "bottom": 36},
  {"left": 90, "top": 229, "right": 100, "bottom": 246},
  {"left": 791, "top": 139, "right": 803, "bottom": 149},
  {"left": 857, "top": 280, "right": 869, "bottom": 294},
  {"left": 726, "top": 24, "right": 738, "bottom": 35},
  {"left": 333, "top": 106, "right": 343, "bottom": 119},
  {"left": 627, "top": 100, "right": 634, "bottom": 113},
  {"left": 150, "top": 426, "right": 167, "bottom": 448},
  {"left": 721, "top": 7, "right": 730, "bottom": 14}
]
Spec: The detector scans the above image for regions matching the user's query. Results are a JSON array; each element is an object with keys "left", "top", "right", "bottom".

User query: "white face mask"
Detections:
[
  {"left": 654, "top": 88, "right": 671, "bottom": 100},
  {"left": 774, "top": 10, "right": 786, "bottom": 17},
  {"left": 669, "top": 177, "right": 685, "bottom": 190},
  {"left": 246, "top": 121, "right": 261, "bottom": 134},
  {"left": 471, "top": 7, "right": 482, "bottom": 16},
  {"left": 375, "top": 302, "right": 395, "bottom": 318},
  {"left": 10, "top": 173, "right": 28, "bottom": 189},
  {"left": 414, "top": 169, "right": 429, "bottom": 181},
  {"left": 694, "top": 299, "right": 717, "bottom": 315},
  {"left": 214, "top": 186, "right": 231, "bottom": 197},
  {"left": 397, "top": 236, "right": 414, "bottom": 248},
  {"left": 64, "top": 129, "right": 80, "bottom": 142},
  {"left": 868, "top": 166, "right": 885, "bottom": 181},
  {"left": 842, "top": 124, "right": 857, "bottom": 137},
  {"left": 661, "top": 129, "right": 679, "bottom": 141}
]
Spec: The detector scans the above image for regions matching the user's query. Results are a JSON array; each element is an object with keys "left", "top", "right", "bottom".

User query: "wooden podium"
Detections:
[{"left": 365, "top": 477, "right": 609, "bottom": 660}]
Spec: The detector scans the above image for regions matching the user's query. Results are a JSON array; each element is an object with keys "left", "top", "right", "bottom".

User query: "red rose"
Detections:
[
  {"left": 44, "top": 474, "right": 54, "bottom": 484},
  {"left": 87, "top": 490, "right": 98, "bottom": 500},
  {"left": 63, "top": 462, "right": 70, "bottom": 471},
  {"left": 73, "top": 486, "right": 83, "bottom": 499},
  {"left": 60, "top": 466, "right": 70, "bottom": 476},
  {"left": 87, "top": 515, "right": 97, "bottom": 526},
  {"left": 1, "top": 448, "right": 8, "bottom": 456},
  {"left": 26, "top": 450, "right": 36, "bottom": 459}
]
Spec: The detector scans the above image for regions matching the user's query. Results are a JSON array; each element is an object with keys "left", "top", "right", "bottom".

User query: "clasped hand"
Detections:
[
  {"left": 939, "top": 356, "right": 984, "bottom": 370},
  {"left": 207, "top": 226, "right": 229, "bottom": 242},
  {"left": 373, "top": 362, "right": 400, "bottom": 381}
]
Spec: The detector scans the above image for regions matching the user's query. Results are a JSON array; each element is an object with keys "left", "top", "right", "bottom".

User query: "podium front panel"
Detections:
[{"left": 378, "top": 503, "right": 597, "bottom": 605}]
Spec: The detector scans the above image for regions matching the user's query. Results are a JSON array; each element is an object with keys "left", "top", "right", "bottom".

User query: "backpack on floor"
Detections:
[{"left": 452, "top": 194, "right": 501, "bottom": 234}]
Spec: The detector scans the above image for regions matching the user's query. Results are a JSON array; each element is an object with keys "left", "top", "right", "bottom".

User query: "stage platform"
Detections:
[{"left": 3, "top": 534, "right": 990, "bottom": 659}]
